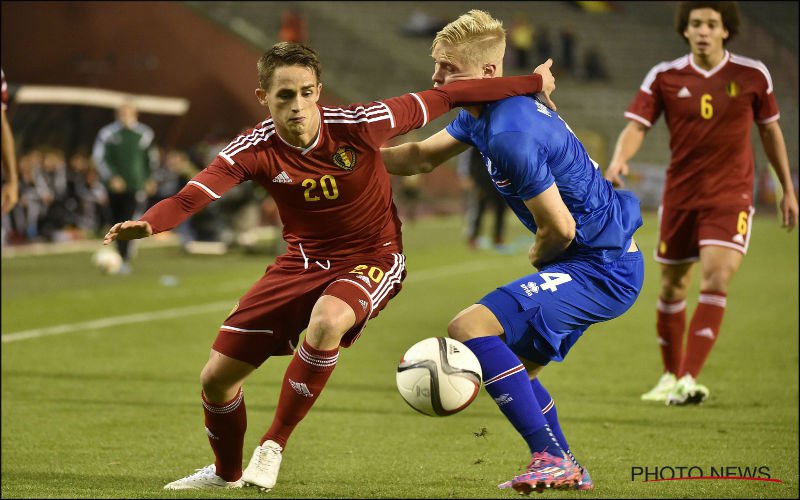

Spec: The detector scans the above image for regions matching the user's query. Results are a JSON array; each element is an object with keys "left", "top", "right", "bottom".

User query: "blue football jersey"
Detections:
[{"left": 446, "top": 96, "right": 642, "bottom": 263}]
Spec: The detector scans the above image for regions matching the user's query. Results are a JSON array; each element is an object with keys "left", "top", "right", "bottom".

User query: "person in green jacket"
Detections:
[{"left": 92, "top": 102, "right": 156, "bottom": 273}]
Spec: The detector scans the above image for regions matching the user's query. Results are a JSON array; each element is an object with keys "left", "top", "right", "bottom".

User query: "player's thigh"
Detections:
[
  {"left": 479, "top": 257, "right": 643, "bottom": 364},
  {"left": 213, "top": 257, "right": 328, "bottom": 367},
  {"left": 655, "top": 205, "right": 700, "bottom": 265},
  {"left": 200, "top": 349, "right": 257, "bottom": 391},
  {"left": 322, "top": 252, "right": 407, "bottom": 348},
  {"left": 697, "top": 205, "right": 753, "bottom": 256},
  {"left": 698, "top": 245, "right": 744, "bottom": 289}
]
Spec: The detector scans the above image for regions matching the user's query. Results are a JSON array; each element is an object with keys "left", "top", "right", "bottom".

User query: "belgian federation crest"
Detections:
[
  {"left": 332, "top": 146, "right": 357, "bottom": 171},
  {"left": 725, "top": 80, "right": 740, "bottom": 97}
]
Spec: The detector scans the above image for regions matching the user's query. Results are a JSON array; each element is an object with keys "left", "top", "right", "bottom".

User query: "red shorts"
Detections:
[
  {"left": 213, "top": 251, "right": 406, "bottom": 367},
  {"left": 654, "top": 205, "right": 754, "bottom": 264}
]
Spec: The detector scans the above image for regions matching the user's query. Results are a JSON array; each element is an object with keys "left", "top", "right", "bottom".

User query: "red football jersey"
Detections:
[
  {"left": 140, "top": 75, "right": 543, "bottom": 259},
  {"left": 625, "top": 51, "right": 779, "bottom": 209}
]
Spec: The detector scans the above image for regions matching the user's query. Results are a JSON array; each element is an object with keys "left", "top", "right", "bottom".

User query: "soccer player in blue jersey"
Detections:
[{"left": 382, "top": 10, "right": 644, "bottom": 494}]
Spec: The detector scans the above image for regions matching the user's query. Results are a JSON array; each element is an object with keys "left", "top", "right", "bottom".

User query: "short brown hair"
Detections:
[
  {"left": 675, "top": 1, "right": 740, "bottom": 44},
  {"left": 257, "top": 42, "right": 322, "bottom": 89}
]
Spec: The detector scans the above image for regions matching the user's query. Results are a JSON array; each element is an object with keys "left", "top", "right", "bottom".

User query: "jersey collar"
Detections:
[
  {"left": 688, "top": 50, "right": 730, "bottom": 78},
  {"left": 274, "top": 108, "right": 323, "bottom": 155}
]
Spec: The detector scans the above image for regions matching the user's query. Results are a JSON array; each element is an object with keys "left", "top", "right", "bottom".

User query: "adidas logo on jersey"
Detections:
[
  {"left": 677, "top": 87, "right": 692, "bottom": 98},
  {"left": 272, "top": 171, "right": 293, "bottom": 183}
]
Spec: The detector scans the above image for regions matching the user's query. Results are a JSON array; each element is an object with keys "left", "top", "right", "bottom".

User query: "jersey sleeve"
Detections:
[
  {"left": 624, "top": 64, "right": 665, "bottom": 128},
  {"left": 445, "top": 111, "right": 476, "bottom": 145},
  {"left": 752, "top": 64, "right": 780, "bottom": 124},
  {"left": 357, "top": 74, "right": 543, "bottom": 148},
  {"left": 489, "top": 131, "right": 554, "bottom": 200},
  {"left": 139, "top": 155, "right": 251, "bottom": 234}
]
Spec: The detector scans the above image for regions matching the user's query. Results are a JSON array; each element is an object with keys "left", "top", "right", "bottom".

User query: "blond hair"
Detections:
[{"left": 432, "top": 10, "right": 506, "bottom": 68}]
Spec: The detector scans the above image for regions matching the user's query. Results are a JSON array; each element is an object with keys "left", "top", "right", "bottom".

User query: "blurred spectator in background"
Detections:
[
  {"left": 38, "top": 147, "right": 71, "bottom": 241},
  {"left": 397, "top": 174, "right": 422, "bottom": 224},
  {"left": 401, "top": 9, "right": 447, "bottom": 38},
  {"left": 67, "top": 150, "right": 109, "bottom": 237},
  {"left": 149, "top": 148, "right": 199, "bottom": 249},
  {"left": 2, "top": 69, "right": 19, "bottom": 216},
  {"left": 278, "top": 8, "right": 307, "bottom": 44},
  {"left": 535, "top": 25, "right": 553, "bottom": 66},
  {"left": 509, "top": 13, "right": 535, "bottom": 71},
  {"left": 583, "top": 46, "right": 609, "bottom": 82},
  {"left": 9, "top": 149, "right": 50, "bottom": 242},
  {"left": 92, "top": 101, "right": 156, "bottom": 274},
  {"left": 559, "top": 26, "right": 577, "bottom": 77},
  {"left": 457, "top": 147, "right": 508, "bottom": 252}
]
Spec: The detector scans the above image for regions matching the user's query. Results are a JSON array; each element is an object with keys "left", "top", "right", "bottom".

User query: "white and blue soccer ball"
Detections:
[
  {"left": 92, "top": 247, "right": 123, "bottom": 275},
  {"left": 396, "top": 337, "right": 482, "bottom": 417}
]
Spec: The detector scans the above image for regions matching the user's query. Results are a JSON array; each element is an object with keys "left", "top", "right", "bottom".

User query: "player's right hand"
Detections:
[
  {"left": 103, "top": 220, "right": 153, "bottom": 245},
  {"left": 533, "top": 58, "right": 557, "bottom": 111},
  {"left": 604, "top": 160, "right": 629, "bottom": 188}
]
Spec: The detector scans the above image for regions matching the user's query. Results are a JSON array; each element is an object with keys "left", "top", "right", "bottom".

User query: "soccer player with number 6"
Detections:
[
  {"left": 383, "top": 10, "right": 644, "bottom": 493},
  {"left": 606, "top": 1, "right": 798, "bottom": 406},
  {"left": 103, "top": 42, "right": 553, "bottom": 491}
]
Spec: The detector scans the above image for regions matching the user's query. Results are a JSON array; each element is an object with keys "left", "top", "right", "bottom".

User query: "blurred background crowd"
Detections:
[{"left": 1, "top": 1, "right": 797, "bottom": 256}]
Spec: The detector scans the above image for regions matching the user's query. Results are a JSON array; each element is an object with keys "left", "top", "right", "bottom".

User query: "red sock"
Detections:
[
  {"left": 202, "top": 388, "right": 246, "bottom": 482},
  {"left": 656, "top": 298, "right": 686, "bottom": 375},
  {"left": 262, "top": 339, "right": 338, "bottom": 449},
  {"left": 680, "top": 291, "right": 727, "bottom": 378}
]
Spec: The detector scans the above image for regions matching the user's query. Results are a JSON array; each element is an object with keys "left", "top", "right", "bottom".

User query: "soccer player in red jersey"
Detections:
[
  {"left": 606, "top": 1, "right": 798, "bottom": 405},
  {"left": 103, "top": 42, "right": 554, "bottom": 490}
]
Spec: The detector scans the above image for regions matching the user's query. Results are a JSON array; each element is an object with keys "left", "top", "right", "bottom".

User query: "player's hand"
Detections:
[
  {"left": 1, "top": 182, "right": 19, "bottom": 214},
  {"left": 533, "top": 58, "right": 557, "bottom": 111},
  {"left": 604, "top": 160, "right": 629, "bottom": 188},
  {"left": 779, "top": 191, "right": 798, "bottom": 232},
  {"left": 104, "top": 220, "right": 153, "bottom": 245}
]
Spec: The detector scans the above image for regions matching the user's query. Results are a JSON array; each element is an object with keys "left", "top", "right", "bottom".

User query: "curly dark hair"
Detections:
[
  {"left": 257, "top": 42, "right": 322, "bottom": 89},
  {"left": 675, "top": 2, "right": 740, "bottom": 45}
]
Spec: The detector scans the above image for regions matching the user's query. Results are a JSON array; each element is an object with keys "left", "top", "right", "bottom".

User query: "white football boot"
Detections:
[
  {"left": 666, "top": 374, "right": 710, "bottom": 405},
  {"left": 640, "top": 372, "right": 678, "bottom": 402},
  {"left": 163, "top": 464, "right": 243, "bottom": 490},
  {"left": 242, "top": 440, "right": 283, "bottom": 491}
]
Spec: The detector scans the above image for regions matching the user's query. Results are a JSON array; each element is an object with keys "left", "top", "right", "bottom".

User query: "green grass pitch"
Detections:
[{"left": 2, "top": 210, "right": 798, "bottom": 498}]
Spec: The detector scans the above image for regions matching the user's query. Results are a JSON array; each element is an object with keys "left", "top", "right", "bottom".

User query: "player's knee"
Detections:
[
  {"left": 660, "top": 276, "right": 690, "bottom": 300},
  {"left": 701, "top": 268, "right": 734, "bottom": 292},
  {"left": 447, "top": 314, "right": 475, "bottom": 343},
  {"left": 200, "top": 366, "right": 235, "bottom": 401},
  {"left": 306, "top": 312, "right": 348, "bottom": 346}
]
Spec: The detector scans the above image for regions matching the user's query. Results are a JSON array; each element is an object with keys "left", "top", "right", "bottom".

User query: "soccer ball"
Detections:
[
  {"left": 396, "top": 337, "right": 483, "bottom": 417},
  {"left": 92, "top": 247, "right": 123, "bottom": 274}
]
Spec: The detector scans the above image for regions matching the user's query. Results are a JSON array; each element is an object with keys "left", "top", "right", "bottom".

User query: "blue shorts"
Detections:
[{"left": 478, "top": 250, "right": 644, "bottom": 365}]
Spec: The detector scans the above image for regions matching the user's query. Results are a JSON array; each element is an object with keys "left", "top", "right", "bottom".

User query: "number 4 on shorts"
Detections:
[{"left": 539, "top": 272, "right": 572, "bottom": 292}]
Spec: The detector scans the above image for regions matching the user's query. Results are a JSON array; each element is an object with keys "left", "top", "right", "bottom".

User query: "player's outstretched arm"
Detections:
[
  {"left": 757, "top": 121, "right": 798, "bottom": 231},
  {"left": 606, "top": 121, "right": 647, "bottom": 188},
  {"left": 382, "top": 129, "right": 468, "bottom": 176},
  {"left": 104, "top": 220, "right": 153, "bottom": 245}
]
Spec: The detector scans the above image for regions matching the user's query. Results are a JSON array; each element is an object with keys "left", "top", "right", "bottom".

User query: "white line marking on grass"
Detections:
[{"left": 2, "top": 259, "right": 508, "bottom": 343}]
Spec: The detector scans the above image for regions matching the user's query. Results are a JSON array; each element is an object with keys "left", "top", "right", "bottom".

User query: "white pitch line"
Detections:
[{"left": 2, "top": 259, "right": 509, "bottom": 344}]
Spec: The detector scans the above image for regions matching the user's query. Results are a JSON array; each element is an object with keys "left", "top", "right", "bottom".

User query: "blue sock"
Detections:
[
  {"left": 464, "top": 336, "right": 563, "bottom": 455},
  {"left": 531, "top": 378, "right": 582, "bottom": 469}
]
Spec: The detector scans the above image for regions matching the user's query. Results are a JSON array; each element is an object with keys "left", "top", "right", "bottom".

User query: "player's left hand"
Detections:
[
  {"left": 779, "top": 191, "right": 798, "bottom": 231},
  {"left": 104, "top": 220, "right": 153, "bottom": 245},
  {"left": 533, "top": 58, "right": 557, "bottom": 111}
]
